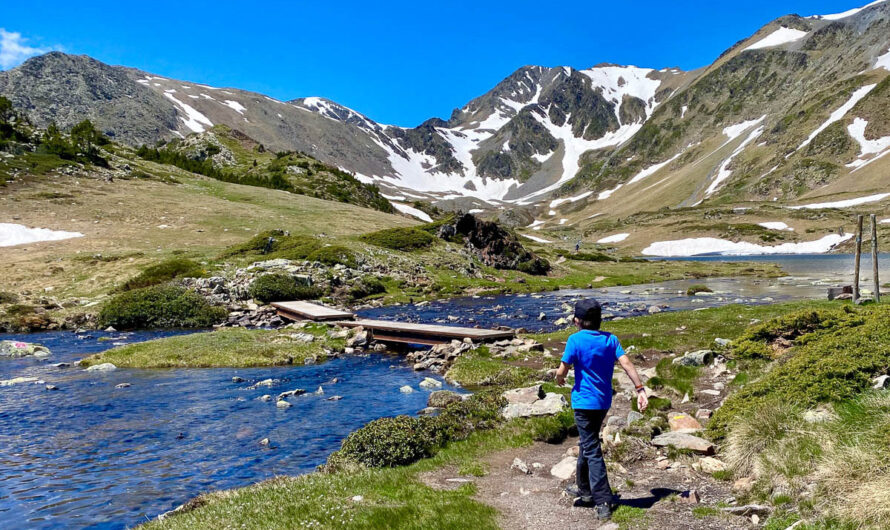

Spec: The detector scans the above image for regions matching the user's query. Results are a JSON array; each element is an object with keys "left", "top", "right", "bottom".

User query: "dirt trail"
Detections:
[{"left": 423, "top": 349, "right": 759, "bottom": 529}]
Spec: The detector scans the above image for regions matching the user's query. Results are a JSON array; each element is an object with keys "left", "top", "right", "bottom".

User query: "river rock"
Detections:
[
  {"left": 0, "top": 376, "right": 38, "bottom": 386},
  {"left": 45, "top": 384, "right": 60, "bottom": 391},
  {"left": 400, "top": 385, "right": 414, "bottom": 394},
  {"left": 502, "top": 392, "right": 567, "bottom": 419},
  {"left": 327, "top": 395, "right": 343, "bottom": 401},
  {"left": 550, "top": 456, "right": 577, "bottom": 480},
  {"left": 428, "top": 390, "right": 462, "bottom": 408},
  {"left": 651, "top": 432, "right": 714, "bottom": 454},
  {"left": 277, "top": 389, "right": 305, "bottom": 400},
  {"left": 0, "top": 340, "right": 51, "bottom": 358},
  {"left": 249, "top": 378, "right": 279, "bottom": 389},
  {"left": 694, "top": 457, "right": 727, "bottom": 474},
  {"left": 503, "top": 385, "right": 545, "bottom": 405},
  {"left": 672, "top": 350, "right": 714, "bottom": 367},
  {"left": 627, "top": 411, "right": 645, "bottom": 425},
  {"left": 115, "top": 383, "right": 131, "bottom": 389},
  {"left": 232, "top": 376, "right": 246, "bottom": 383},
  {"left": 85, "top": 363, "right": 117, "bottom": 372},
  {"left": 668, "top": 412, "right": 703, "bottom": 432},
  {"left": 647, "top": 305, "right": 661, "bottom": 314},
  {"left": 276, "top": 400, "right": 292, "bottom": 409},
  {"left": 419, "top": 377, "right": 442, "bottom": 389}
]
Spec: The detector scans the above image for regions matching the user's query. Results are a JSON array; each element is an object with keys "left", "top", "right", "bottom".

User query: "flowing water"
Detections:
[
  {"left": 0, "top": 330, "right": 460, "bottom": 529},
  {"left": 0, "top": 253, "right": 866, "bottom": 528}
]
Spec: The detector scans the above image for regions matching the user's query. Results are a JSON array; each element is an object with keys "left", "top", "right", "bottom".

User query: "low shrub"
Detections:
[
  {"left": 709, "top": 305, "right": 889, "bottom": 439},
  {"left": 307, "top": 245, "right": 357, "bottom": 268},
  {"left": 221, "top": 230, "right": 322, "bottom": 261},
  {"left": 327, "top": 391, "right": 506, "bottom": 469},
  {"left": 0, "top": 291, "right": 18, "bottom": 304},
  {"left": 359, "top": 227, "right": 435, "bottom": 251},
  {"left": 120, "top": 258, "right": 206, "bottom": 291},
  {"left": 248, "top": 273, "right": 320, "bottom": 303},
  {"left": 98, "top": 285, "right": 226, "bottom": 330},
  {"left": 348, "top": 276, "right": 386, "bottom": 300},
  {"left": 730, "top": 307, "right": 856, "bottom": 360},
  {"left": 556, "top": 249, "right": 616, "bottom": 262},
  {"left": 686, "top": 284, "right": 713, "bottom": 296}
]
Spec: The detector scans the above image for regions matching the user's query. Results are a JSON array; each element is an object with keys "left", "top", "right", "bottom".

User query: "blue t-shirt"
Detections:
[{"left": 561, "top": 330, "right": 625, "bottom": 410}]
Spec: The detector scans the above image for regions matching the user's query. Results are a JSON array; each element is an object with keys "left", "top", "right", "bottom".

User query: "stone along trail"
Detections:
[{"left": 422, "top": 345, "right": 771, "bottom": 530}]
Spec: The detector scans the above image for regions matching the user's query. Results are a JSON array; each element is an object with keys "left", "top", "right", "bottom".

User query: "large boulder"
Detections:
[
  {"left": 85, "top": 363, "right": 117, "bottom": 372},
  {"left": 502, "top": 392, "right": 567, "bottom": 419},
  {"left": 550, "top": 456, "right": 577, "bottom": 480},
  {"left": 672, "top": 350, "right": 714, "bottom": 367},
  {"left": 0, "top": 340, "right": 50, "bottom": 358},
  {"left": 503, "top": 385, "right": 545, "bottom": 405},
  {"left": 668, "top": 412, "right": 703, "bottom": 433},
  {"left": 651, "top": 432, "right": 715, "bottom": 454}
]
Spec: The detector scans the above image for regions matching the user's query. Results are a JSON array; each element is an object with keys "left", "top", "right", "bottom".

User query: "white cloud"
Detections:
[{"left": 0, "top": 29, "right": 57, "bottom": 70}]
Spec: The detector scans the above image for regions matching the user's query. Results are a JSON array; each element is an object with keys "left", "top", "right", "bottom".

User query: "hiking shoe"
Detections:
[
  {"left": 564, "top": 485, "right": 593, "bottom": 504},
  {"left": 595, "top": 503, "right": 612, "bottom": 520}
]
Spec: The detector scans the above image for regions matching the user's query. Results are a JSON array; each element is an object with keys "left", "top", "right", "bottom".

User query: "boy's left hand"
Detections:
[{"left": 637, "top": 391, "right": 649, "bottom": 413}]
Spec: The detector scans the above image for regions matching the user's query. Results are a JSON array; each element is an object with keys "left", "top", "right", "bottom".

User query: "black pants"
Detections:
[{"left": 574, "top": 408, "right": 611, "bottom": 505}]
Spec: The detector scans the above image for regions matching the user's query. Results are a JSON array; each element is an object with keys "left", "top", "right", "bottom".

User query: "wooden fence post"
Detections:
[
  {"left": 872, "top": 214, "right": 880, "bottom": 303},
  {"left": 854, "top": 215, "right": 863, "bottom": 302}
]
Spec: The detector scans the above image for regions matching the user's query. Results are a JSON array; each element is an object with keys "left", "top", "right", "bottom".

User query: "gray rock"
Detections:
[
  {"left": 259, "top": 438, "right": 270, "bottom": 446},
  {"left": 232, "top": 376, "right": 246, "bottom": 383},
  {"left": 0, "top": 376, "right": 38, "bottom": 386},
  {"left": 400, "top": 385, "right": 414, "bottom": 394},
  {"left": 672, "top": 350, "right": 714, "bottom": 367},
  {"left": 115, "top": 383, "right": 131, "bottom": 389},
  {"left": 511, "top": 457, "right": 531, "bottom": 474},
  {"left": 327, "top": 395, "right": 343, "bottom": 401},
  {"left": 275, "top": 400, "right": 292, "bottom": 409},
  {"left": 428, "top": 390, "right": 463, "bottom": 408},
  {"left": 502, "top": 385, "right": 545, "bottom": 405},
  {"left": 53, "top": 362, "right": 70, "bottom": 368},
  {"left": 647, "top": 305, "right": 662, "bottom": 314},
  {"left": 277, "top": 388, "right": 306, "bottom": 400},
  {"left": 606, "top": 415, "right": 626, "bottom": 428},
  {"left": 626, "top": 411, "right": 645, "bottom": 425},
  {"left": 419, "top": 377, "right": 442, "bottom": 390},
  {"left": 550, "top": 456, "right": 576, "bottom": 480},
  {"left": 721, "top": 504, "right": 772, "bottom": 517},
  {"left": 45, "top": 384, "right": 59, "bottom": 391},
  {"left": 418, "top": 406, "right": 441, "bottom": 415},
  {"left": 651, "top": 432, "right": 715, "bottom": 454},
  {"left": 873, "top": 375, "right": 890, "bottom": 389},
  {"left": 502, "top": 393, "right": 567, "bottom": 419},
  {"left": 0, "top": 340, "right": 51, "bottom": 358},
  {"left": 85, "top": 363, "right": 117, "bottom": 372}
]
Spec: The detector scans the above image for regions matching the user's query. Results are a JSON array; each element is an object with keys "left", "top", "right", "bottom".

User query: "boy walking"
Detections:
[{"left": 555, "top": 299, "right": 648, "bottom": 520}]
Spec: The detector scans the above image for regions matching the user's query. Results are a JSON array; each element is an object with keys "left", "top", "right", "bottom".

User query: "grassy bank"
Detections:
[
  {"left": 146, "top": 300, "right": 862, "bottom": 529},
  {"left": 80, "top": 325, "right": 343, "bottom": 368}
]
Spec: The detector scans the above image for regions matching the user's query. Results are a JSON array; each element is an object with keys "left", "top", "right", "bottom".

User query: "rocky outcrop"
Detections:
[
  {"left": 439, "top": 214, "right": 550, "bottom": 275},
  {"left": 407, "top": 339, "right": 474, "bottom": 373},
  {"left": 0, "top": 340, "right": 50, "bottom": 358},
  {"left": 501, "top": 385, "right": 568, "bottom": 419},
  {"left": 651, "top": 432, "right": 715, "bottom": 454}
]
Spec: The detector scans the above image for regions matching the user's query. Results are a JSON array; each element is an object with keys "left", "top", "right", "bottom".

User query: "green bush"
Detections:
[
  {"left": 307, "top": 245, "right": 357, "bottom": 268},
  {"left": 248, "top": 273, "right": 320, "bottom": 303},
  {"left": 327, "top": 391, "right": 506, "bottom": 469},
  {"left": 709, "top": 305, "right": 888, "bottom": 439},
  {"left": 98, "top": 285, "right": 226, "bottom": 330},
  {"left": 0, "top": 291, "right": 18, "bottom": 304},
  {"left": 686, "top": 284, "right": 713, "bottom": 296},
  {"left": 730, "top": 307, "right": 856, "bottom": 360},
  {"left": 359, "top": 227, "right": 435, "bottom": 251},
  {"left": 220, "top": 230, "right": 322, "bottom": 261},
  {"left": 120, "top": 258, "right": 206, "bottom": 291},
  {"left": 349, "top": 276, "right": 387, "bottom": 300}
]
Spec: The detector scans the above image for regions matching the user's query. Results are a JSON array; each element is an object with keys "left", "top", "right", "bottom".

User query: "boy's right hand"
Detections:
[{"left": 637, "top": 391, "right": 649, "bottom": 413}]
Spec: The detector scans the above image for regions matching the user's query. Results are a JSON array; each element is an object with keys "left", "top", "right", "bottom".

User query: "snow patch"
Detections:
[
  {"left": 809, "top": 0, "right": 886, "bottom": 20},
  {"left": 580, "top": 65, "right": 662, "bottom": 123},
  {"left": 390, "top": 202, "right": 433, "bottom": 222},
  {"left": 0, "top": 223, "right": 83, "bottom": 247},
  {"left": 522, "top": 234, "right": 552, "bottom": 244},
  {"left": 706, "top": 119, "right": 766, "bottom": 196},
  {"left": 758, "top": 222, "right": 793, "bottom": 231},
  {"left": 597, "top": 233, "right": 629, "bottom": 244},
  {"left": 162, "top": 92, "right": 213, "bottom": 133},
  {"left": 875, "top": 48, "right": 890, "bottom": 71},
  {"left": 222, "top": 100, "right": 247, "bottom": 114},
  {"left": 847, "top": 118, "right": 890, "bottom": 156},
  {"left": 549, "top": 191, "right": 594, "bottom": 208},
  {"left": 743, "top": 27, "right": 808, "bottom": 52},
  {"left": 789, "top": 193, "right": 890, "bottom": 210},
  {"left": 796, "top": 85, "right": 876, "bottom": 152},
  {"left": 642, "top": 234, "right": 852, "bottom": 257},
  {"left": 627, "top": 151, "right": 683, "bottom": 186}
]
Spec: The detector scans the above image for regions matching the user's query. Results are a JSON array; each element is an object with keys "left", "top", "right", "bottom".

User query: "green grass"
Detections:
[
  {"left": 80, "top": 326, "right": 341, "bottom": 368},
  {"left": 119, "top": 258, "right": 207, "bottom": 291},
  {"left": 444, "top": 347, "right": 536, "bottom": 387},
  {"left": 692, "top": 506, "right": 721, "bottom": 518},
  {"left": 647, "top": 358, "right": 700, "bottom": 397},
  {"left": 610, "top": 505, "right": 649, "bottom": 529},
  {"left": 359, "top": 227, "right": 436, "bottom": 251}
]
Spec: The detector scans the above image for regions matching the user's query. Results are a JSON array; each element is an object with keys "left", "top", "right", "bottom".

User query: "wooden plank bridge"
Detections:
[{"left": 272, "top": 301, "right": 514, "bottom": 345}]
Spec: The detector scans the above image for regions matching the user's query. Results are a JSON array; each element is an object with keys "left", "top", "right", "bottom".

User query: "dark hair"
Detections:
[{"left": 576, "top": 315, "right": 602, "bottom": 331}]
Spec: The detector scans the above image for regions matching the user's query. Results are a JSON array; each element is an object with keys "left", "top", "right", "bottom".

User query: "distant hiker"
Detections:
[
  {"left": 575, "top": 239, "right": 582, "bottom": 253},
  {"left": 555, "top": 299, "right": 648, "bottom": 521},
  {"left": 262, "top": 236, "right": 276, "bottom": 254}
]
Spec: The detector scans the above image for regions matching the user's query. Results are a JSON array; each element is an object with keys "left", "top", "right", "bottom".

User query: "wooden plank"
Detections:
[
  {"left": 271, "top": 301, "right": 354, "bottom": 322},
  {"left": 332, "top": 319, "right": 514, "bottom": 344}
]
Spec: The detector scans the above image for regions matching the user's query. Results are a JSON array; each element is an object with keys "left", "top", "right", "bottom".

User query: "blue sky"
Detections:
[{"left": 3, "top": 0, "right": 878, "bottom": 126}]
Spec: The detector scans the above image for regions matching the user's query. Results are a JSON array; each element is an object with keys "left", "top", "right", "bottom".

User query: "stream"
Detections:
[{"left": 0, "top": 253, "right": 867, "bottom": 528}]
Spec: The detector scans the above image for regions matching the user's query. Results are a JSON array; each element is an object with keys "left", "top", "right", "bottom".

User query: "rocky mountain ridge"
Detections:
[{"left": 1, "top": 1, "right": 889, "bottom": 220}]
